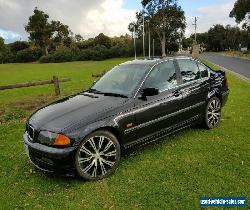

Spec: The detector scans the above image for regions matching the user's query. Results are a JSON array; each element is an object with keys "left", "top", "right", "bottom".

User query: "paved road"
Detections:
[{"left": 200, "top": 53, "right": 250, "bottom": 80}]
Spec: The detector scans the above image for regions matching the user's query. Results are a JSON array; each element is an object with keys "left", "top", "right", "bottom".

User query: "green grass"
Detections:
[
  {"left": 0, "top": 58, "right": 131, "bottom": 104},
  {"left": 0, "top": 59, "right": 249, "bottom": 210}
]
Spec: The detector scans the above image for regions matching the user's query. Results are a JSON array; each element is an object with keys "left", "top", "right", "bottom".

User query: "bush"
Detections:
[
  {"left": 39, "top": 54, "right": 55, "bottom": 63},
  {"left": 39, "top": 49, "right": 75, "bottom": 63},
  {"left": 16, "top": 48, "right": 42, "bottom": 63},
  {"left": 39, "top": 44, "right": 133, "bottom": 63}
]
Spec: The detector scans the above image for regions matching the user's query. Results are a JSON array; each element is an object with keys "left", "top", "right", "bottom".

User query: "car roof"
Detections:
[{"left": 121, "top": 56, "right": 193, "bottom": 67}]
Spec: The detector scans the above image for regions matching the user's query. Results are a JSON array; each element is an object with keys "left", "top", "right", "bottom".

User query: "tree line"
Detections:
[
  {"left": 0, "top": 0, "right": 249, "bottom": 63},
  {"left": 182, "top": 24, "right": 250, "bottom": 51},
  {"left": 182, "top": 0, "right": 250, "bottom": 51},
  {"left": 0, "top": 8, "right": 134, "bottom": 64}
]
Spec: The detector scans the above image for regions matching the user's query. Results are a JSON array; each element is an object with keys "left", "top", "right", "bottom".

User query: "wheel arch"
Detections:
[
  {"left": 96, "top": 126, "right": 124, "bottom": 148},
  {"left": 207, "top": 89, "right": 222, "bottom": 104},
  {"left": 72, "top": 120, "right": 124, "bottom": 148}
]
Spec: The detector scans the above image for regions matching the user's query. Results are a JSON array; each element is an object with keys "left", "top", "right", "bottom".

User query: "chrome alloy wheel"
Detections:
[
  {"left": 206, "top": 97, "right": 221, "bottom": 128},
  {"left": 76, "top": 131, "right": 120, "bottom": 180}
]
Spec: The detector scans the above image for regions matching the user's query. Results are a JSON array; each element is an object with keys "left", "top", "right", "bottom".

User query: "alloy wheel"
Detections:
[
  {"left": 206, "top": 97, "right": 221, "bottom": 128},
  {"left": 76, "top": 132, "right": 120, "bottom": 180}
]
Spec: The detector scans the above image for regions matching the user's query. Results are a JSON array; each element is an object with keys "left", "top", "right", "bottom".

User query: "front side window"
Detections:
[
  {"left": 197, "top": 62, "right": 209, "bottom": 78},
  {"left": 178, "top": 59, "right": 200, "bottom": 83},
  {"left": 144, "top": 61, "right": 177, "bottom": 92}
]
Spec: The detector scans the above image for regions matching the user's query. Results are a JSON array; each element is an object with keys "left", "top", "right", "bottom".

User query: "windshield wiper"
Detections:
[
  {"left": 88, "top": 88, "right": 103, "bottom": 94},
  {"left": 103, "top": 92, "right": 128, "bottom": 98},
  {"left": 88, "top": 89, "right": 128, "bottom": 98}
]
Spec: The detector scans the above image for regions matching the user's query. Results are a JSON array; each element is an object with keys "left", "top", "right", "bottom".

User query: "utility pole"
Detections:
[
  {"left": 193, "top": 17, "right": 198, "bottom": 42},
  {"left": 133, "top": 26, "right": 137, "bottom": 60},
  {"left": 148, "top": 23, "right": 151, "bottom": 58},
  {"left": 142, "top": 13, "right": 145, "bottom": 58},
  {"left": 153, "top": 39, "right": 155, "bottom": 57}
]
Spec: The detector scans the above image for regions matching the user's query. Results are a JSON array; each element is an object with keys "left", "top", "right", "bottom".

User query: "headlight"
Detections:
[{"left": 38, "top": 131, "right": 71, "bottom": 147}]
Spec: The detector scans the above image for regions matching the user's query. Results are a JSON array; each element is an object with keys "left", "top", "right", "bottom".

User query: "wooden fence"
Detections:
[{"left": 0, "top": 76, "right": 71, "bottom": 96}]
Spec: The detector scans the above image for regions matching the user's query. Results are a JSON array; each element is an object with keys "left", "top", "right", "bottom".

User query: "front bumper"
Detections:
[{"left": 23, "top": 132, "right": 77, "bottom": 173}]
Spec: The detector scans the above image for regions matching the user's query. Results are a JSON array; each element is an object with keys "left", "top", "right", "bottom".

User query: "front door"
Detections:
[{"left": 126, "top": 60, "right": 183, "bottom": 143}]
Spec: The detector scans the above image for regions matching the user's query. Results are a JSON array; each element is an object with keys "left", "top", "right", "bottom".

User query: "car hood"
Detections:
[{"left": 29, "top": 93, "right": 127, "bottom": 132}]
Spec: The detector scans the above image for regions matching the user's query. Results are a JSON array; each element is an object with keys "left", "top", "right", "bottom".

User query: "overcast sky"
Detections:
[{"left": 0, "top": 0, "right": 238, "bottom": 43}]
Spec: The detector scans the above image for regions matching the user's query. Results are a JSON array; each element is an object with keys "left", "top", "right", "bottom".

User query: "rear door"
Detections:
[{"left": 176, "top": 58, "right": 210, "bottom": 121}]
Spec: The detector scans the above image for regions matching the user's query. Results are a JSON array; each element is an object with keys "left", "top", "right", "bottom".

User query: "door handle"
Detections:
[{"left": 173, "top": 90, "right": 182, "bottom": 97}]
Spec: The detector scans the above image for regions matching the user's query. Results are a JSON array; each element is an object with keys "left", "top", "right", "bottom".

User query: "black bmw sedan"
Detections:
[{"left": 23, "top": 57, "right": 229, "bottom": 180}]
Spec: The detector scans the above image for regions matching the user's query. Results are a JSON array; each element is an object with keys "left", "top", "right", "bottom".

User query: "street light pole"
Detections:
[
  {"left": 142, "top": 13, "right": 145, "bottom": 58},
  {"left": 193, "top": 17, "right": 198, "bottom": 42},
  {"left": 148, "top": 23, "right": 151, "bottom": 58},
  {"left": 134, "top": 26, "right": 137, "bottom": 60},
  {"left": 153, "top": 39, "right": 155, "bottom": 57}
]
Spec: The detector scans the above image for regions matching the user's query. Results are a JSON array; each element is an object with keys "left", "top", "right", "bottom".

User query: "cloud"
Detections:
[
  {"left": 185, "top": 0, "right": 238, "bottom": 37},
  {"left": 0, "top": 0, "right": 136, "bottom": 42},
  {"left": 80, "top": 0, "right": 136, "bottom": 37}
]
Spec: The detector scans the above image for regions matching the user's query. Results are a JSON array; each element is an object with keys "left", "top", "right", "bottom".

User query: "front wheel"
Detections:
[
  {"left": 204, "top": 97, "right": 222, "bottom": 129},
  {"left": 75, "top": 130, "right": 120, "bottom": 181}
]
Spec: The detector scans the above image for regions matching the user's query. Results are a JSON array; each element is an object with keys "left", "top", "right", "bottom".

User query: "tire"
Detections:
[
  {"left": 75, "top": 130, "right": 120, "bottom": 181},
  {"left": 204, "top": 97, "right": 222, "bottom": 129}
]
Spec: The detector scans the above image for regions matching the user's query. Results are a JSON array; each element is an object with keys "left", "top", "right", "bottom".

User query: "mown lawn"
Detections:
[{"left": 0, "top": 58, "right": 249, "bottom": 210}]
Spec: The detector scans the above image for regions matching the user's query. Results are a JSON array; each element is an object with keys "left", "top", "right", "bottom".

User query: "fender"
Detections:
[{"left": 68, "top": 118, "right": 123, "bottom": 146}]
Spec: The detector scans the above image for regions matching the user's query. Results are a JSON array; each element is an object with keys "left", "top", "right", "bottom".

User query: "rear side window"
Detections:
[
  {"left": 197, "top": 62, "right": 209, "bottom": 78},
  {"left": 144, "top": 61, "right": 177, "bottom": 92},
  {"left": 177, "top": 59, "right": 200, "bottom": 83}
]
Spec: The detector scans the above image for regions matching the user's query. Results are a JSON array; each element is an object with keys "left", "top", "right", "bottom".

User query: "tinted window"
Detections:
[
  {"left": 197, "top": 62, "right": 209, "bottom": 78},
  {"left": 144, "top": 61, "right": 177, "bottom": 92},
  {"left": 92, "top": 64, "right": 150, "bottom": 96},
  {"left": 178, "top": 59, "right": 200, "bottom": 83}
]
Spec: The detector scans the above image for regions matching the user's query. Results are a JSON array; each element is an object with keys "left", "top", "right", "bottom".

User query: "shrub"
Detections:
[
  {"left": 16, "top": 48, "right": 42, "bottom": 63},
  {"left": 39, "top": 49, "right": 75, "bottom": 63},
  {"left": 39, "top": 54, "right": 55, "bottom": 63}
]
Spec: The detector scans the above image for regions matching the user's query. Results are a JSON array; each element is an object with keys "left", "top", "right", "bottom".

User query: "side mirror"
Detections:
[{"left": 142, "top": 87, "right": 159, "bottom": 97}]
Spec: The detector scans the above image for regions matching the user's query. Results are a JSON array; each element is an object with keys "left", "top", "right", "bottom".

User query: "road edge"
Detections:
[{"left": 201, "top": 58, "right": 250, "bottom": 83}]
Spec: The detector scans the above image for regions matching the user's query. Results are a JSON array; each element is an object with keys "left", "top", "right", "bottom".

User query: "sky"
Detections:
[{"left": 0, "top": 0, "right": 238, "bottom": 43}]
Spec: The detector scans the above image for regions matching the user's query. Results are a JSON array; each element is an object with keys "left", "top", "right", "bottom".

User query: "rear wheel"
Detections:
[
  {"left": 204, "top": 97, "right": 222, "bottom": 129},
  {"left": 75, "top": 130, "right": 120, "bottom": 181}
]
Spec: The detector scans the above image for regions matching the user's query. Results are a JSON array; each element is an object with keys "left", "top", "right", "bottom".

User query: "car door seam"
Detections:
[{"left": 124, "top": 101, "right": 205, "bottom": 134}]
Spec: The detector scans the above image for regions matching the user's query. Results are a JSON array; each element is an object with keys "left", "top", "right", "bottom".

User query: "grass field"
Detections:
[{"left": 0, "top": 58, "right": 249, "bottom": 210}]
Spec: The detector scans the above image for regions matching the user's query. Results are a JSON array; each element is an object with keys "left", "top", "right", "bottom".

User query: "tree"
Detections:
[
  {"left": 51, "top": 21, "right": 71, "bottom": 49},
  {"left": 230, "top": 0, "right": 250, "bottom": 30},
  {"left": 0, "top": 37, "right": 9, "bottom": 63},
  {"left": 8, "top": 41, "right": 29, "bottom": 53},
  {"left": 75, "top": 34, "right": 84, "bottom": 42},
  {"left": 141, "top": 0, "right": 186, "bottom": 56},
  {"left": 25, "top": 8, "right": 54, "bottom": 55},
  {"left": 93, "top": 33, "right": 112, "bottom": 48},
  {"left": 182, "top": 37, "right": 193, "bottom": 49}
]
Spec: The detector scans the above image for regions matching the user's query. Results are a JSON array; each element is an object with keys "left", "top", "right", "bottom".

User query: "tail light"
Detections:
[{"left": 224, "top": 73, "right": 228, "bottom": 87}]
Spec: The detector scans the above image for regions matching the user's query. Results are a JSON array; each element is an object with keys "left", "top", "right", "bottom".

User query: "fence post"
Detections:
[{"left": 53, "top": 76, "right": 60, "bottom": 96}]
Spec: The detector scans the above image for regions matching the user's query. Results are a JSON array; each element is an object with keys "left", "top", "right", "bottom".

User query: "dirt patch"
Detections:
[{"left": 0, "top": 93, "right": 63, "bottom": 124}]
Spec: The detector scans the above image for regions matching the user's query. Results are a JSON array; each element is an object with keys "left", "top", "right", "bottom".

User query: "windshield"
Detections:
[{"left": 91, "top": 64, "right": 150, "bottom": 97}]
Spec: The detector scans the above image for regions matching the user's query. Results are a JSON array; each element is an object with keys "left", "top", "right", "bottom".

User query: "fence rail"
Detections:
[{"left": 0, "top": 76, "right": 71, "bottom": 95}]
